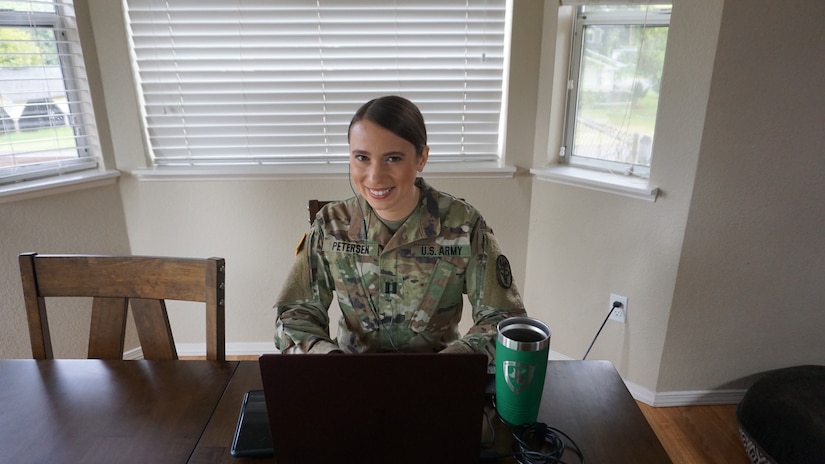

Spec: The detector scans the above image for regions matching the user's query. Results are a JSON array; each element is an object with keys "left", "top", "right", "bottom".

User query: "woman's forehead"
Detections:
[{"left": 349, "top": 120, "right": 416, "bottom": 153}]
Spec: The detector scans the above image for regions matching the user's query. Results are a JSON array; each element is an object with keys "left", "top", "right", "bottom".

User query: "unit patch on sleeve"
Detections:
[
  {"left": 294, "top": 232, "right": 307, "bottom": 256},
  {"left": 496, "top": 255, "right": 513, "bottom": 289}
]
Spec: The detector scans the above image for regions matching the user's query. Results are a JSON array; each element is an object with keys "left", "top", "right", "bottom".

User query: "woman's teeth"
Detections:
[{"left": 369, "top": 188, "right": 392, "bottom": 196}]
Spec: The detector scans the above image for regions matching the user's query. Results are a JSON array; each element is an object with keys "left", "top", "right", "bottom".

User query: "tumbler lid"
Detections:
[{"left": 496, "top": 317, "right": 551, "bottom": 352}]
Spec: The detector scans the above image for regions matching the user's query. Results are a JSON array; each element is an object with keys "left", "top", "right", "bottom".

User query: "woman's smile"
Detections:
[{"left": 367, "top": 187, "right": 393, "bottom": 198}]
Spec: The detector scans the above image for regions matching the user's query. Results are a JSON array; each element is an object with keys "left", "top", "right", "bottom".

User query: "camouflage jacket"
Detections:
[{"left": 274, "top": 178, "right": 526, "bottom": 363}]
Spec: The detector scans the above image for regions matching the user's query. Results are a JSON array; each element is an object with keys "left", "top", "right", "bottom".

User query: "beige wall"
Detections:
[
  {"left": 1, "top": 0, "right": 823, "bottom": 400},
  {"left": 657, "top": 0, "right": 825, "bottom": 391}
]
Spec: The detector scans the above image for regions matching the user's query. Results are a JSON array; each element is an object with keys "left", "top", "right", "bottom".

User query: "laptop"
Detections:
[{"left": 231, "top": 352, "right": 489, "bottom": 463}]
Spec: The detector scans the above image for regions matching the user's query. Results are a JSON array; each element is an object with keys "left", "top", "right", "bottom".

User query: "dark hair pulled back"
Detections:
[{"left": 348, "top": 95, "right": 428, "bottom": 156}]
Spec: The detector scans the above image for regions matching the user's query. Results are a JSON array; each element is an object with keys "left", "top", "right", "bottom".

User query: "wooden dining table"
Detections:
[{"left": 0, "top": 358, "right": 670, "bottom": 463}]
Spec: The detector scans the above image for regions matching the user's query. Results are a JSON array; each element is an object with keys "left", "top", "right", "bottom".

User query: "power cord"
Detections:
[
  {"left": 511, "top": 422, "right": 585, "bottom": 464},
  {"left": 582, "top": 300, "right": 623, "bottom": 360},
  {"left": 481, "top": 397, "right": 585, "bottom": 463}
]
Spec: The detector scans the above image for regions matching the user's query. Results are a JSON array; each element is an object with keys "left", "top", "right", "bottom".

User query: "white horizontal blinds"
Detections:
[
  {"left": 0, "top": 0, "right": 97, "bottom": 185},
  {"left": 125, "top": 0, "right": 506, "bottom": 167}
]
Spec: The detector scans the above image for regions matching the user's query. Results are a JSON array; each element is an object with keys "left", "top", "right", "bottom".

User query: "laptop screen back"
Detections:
[{"left": 258, "top": 352, "right": 488, "bottom": 464}]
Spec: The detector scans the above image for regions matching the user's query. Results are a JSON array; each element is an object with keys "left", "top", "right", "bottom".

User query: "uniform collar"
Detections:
[{"left": 363, "top": 177, "right": 441, "bottom": 251}]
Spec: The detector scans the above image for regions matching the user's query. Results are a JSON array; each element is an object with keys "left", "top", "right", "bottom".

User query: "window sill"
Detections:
[
  {"left": 0, "top": 169, "right": 121, "bottom": 204},
  {"left": 132, "top": 162, "right": 517, "bottom": 181},
  {"left": 531, "top": 165, "right": 658, "bottom": 202}
]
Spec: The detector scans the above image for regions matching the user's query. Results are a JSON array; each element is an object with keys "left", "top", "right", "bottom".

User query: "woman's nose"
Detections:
[{"left": 367, "top": 162, "right": 385, "bottom": 181}]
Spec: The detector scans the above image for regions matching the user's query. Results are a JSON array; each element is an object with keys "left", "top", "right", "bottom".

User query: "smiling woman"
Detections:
[
  {"left": 273, "top": 96, "right": 527, "bottom": 364},
  {"left": 347, "top": 97, "right": 429, "bottom": 222}
]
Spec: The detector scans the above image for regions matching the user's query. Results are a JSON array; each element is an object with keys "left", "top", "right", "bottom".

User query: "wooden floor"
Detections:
[
  {"left": 219, "top": 356, "right": 749, "bottom": 463},
  {"left": 637, "top": 402, "right": 750, "bottom": 464}
]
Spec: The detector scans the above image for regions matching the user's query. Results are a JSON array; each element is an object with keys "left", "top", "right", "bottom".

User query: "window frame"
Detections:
[
  {"left": 562, "top": 5, "right": 671, "bottom": 179},
  {"left": 0, "top": 1, "right": 112, "bottom": 201}
]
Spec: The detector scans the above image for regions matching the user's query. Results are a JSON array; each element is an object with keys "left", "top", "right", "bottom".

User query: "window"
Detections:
[
  {"left": 124, "top": 0, "right": 508, "bottom": 170},
  {"left": 562, "top": 4, "right": 670, "bottom": 178},
  {"left": 0, "top": 0, "right": 99, "bottom": 186}
]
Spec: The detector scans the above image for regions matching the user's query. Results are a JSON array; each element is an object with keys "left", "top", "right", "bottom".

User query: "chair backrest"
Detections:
[
  {"left": 307, "top": 199, "right": 331, "bottom": 224},
  {"left": 19, "top": 252, "right": 226, "bottom": 361}
]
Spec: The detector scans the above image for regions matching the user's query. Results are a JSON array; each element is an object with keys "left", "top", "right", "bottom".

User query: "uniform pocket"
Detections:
[
  {"left": 408, "top": 259, "right": 463, "bottom": 333},
  {"left": 331, "top": 255, "right": 380, "bottom": 333}
]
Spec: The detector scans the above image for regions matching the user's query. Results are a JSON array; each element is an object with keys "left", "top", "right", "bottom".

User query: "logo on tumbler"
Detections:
[{"left": 503, "top": 361, "right": 534, "bottom": 394}]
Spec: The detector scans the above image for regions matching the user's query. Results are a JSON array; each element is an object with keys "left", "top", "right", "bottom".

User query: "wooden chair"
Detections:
[
  {"left": 19, "top": 252, "right": 226, "bottom": 361},
  {"left": 307, "top": 199, "right": 331, "bottom": 224}
]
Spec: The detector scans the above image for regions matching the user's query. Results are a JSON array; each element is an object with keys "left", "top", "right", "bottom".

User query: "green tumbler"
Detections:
[{"left": 495, "top": 317, "right": 551, "bottom": 426}]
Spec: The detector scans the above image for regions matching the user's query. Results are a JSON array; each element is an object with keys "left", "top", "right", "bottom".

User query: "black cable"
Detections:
[
  {"left": 481, "top": 406, "right": 497, "bottom": 447},
  {"left": 582, "top": 300, "right": 623, "bottom": 360},
  {"left": 511, "top": 422, "right": 584, "bottom": 464},
  {"left": 483, "top": 397, "right": 585, "bottom": 463}
]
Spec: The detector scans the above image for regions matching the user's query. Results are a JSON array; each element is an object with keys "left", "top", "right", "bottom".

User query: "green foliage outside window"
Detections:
[{"left": 0, "top": 27, "right": 59, "bottom": 68}]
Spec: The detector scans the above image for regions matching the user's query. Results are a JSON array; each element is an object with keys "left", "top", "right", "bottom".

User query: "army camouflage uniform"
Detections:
[{"left": 274, "top": 177, "right": 526, "bottom": 363}]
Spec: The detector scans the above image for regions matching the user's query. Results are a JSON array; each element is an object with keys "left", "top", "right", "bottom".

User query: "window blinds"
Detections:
[
  {"left": 125, "top": 0, "right": 507, "bottom": 167},
  {"left": 0, "top": 0, "right": 98, "bottom": 185}
]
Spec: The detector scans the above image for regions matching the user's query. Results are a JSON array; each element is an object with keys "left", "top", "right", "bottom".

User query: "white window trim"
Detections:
[
  {"left": 0, "top": 168, "right": 119, "bottom": 204},
  {"left": 531, "top": 165, "right": 658, "bottom": 202},
  {"left": 132, "top": 161, "right": 516, "bottom": 181}
]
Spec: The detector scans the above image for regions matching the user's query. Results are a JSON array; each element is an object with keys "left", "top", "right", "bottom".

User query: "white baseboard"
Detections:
[
  {"left": 548, "top": 350, "right": 745, "bottom": 407},
  {"left": 642, "top": 388, "right": 746, "bottom": 407},
  {"left": 124, "top": 347, "right": 143, "bottom": 360},
  {"left": 176, "top": 342, "right": 280, "bottom": 357},
  {"left": 123, "top": 342, "right": 278, "bottom": 361}
]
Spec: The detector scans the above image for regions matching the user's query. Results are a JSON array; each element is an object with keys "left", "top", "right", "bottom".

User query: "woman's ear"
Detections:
[{"left": 418, "top": 146, "right": 429, "bottom": 172}]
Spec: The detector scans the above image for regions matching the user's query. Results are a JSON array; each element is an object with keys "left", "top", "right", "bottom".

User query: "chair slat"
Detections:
[
  {"left": 31, "top": 255, "right": 212, "bottom": 301},
  {"left": 19, "top": 252, "right": 52, "bottom": 360},
  {"left": 88, "top": 297, "right": 129, "bottom": 359},
  {"left": 131, "top": 298, "right": 177, "bottom": 361}
]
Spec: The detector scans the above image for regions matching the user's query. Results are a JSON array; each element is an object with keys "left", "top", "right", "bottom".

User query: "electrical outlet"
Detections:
[{"left": 609, "top": 293, "right": 628, "bottom": 323}]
